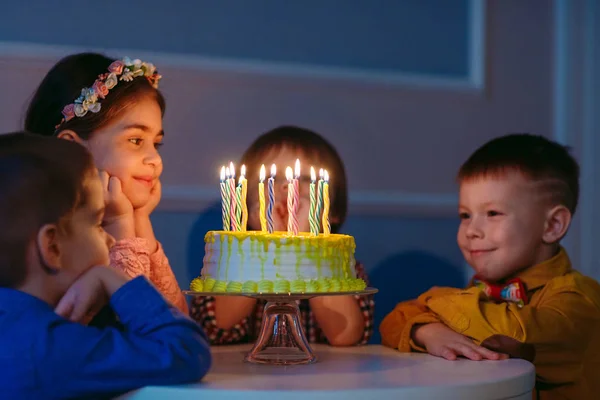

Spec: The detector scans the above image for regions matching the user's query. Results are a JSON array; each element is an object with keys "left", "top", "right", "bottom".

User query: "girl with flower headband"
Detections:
[{"left": 24, "top": 53, "right": 188, "bottom": 314}]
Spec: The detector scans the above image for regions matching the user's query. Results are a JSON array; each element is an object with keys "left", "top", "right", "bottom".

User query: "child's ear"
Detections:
[
  {"left": 542, "top": 205, "right": 571, "bottom": 243},
  {"left": 56, "top": 129, "right": 83, "bottom": 144},
  {"left": 36, "top": 224, "right": 63, "bottom": 273}
]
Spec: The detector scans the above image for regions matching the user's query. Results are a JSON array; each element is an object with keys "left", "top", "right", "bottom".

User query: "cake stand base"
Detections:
[
  {"left": 244, "top": 299, "right": 316, "bottom": 365},
  {"left": 183, "top": 288, "right": 377, "bottom": 366}
]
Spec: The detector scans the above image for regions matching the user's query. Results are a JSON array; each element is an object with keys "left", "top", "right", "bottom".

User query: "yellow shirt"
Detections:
[{"left": 380, "top": 248, "right": 600, "bottom": 400}]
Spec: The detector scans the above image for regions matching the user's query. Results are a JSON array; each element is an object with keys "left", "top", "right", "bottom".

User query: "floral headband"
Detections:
[{"left": 56, "top": 57, "right": 162, "bottom": 129}]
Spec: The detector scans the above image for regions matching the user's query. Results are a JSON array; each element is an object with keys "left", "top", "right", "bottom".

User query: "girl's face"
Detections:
[
  {"left": 247, "top": 146, "right": 333, "bottom": 233},
  {"left": 83, "top": 96, "right": 164, "bottom": 209}
]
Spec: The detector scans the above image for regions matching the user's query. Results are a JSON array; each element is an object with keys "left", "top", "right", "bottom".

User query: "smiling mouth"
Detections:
[
  {"left": 470, "top": 249, "right": 494, "bottom": 256},
  {"left": 134, "top": 177, "right": 154, "bottom": 187}
]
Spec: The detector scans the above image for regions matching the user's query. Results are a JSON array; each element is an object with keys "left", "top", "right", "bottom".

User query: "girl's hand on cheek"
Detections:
[
  {"left": 133, "top": 179, "right": 161, "bottom": 251},
  {"left": 99, "top": 170, "right": 135, "bottom": 240},
  {"left": 134, "top": 179, "right": 161, "bottom": 217}
]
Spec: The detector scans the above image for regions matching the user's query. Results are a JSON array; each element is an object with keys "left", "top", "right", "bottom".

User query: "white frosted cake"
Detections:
[{"left": 190, "top": 231, "right": 366, "bottom": 293}]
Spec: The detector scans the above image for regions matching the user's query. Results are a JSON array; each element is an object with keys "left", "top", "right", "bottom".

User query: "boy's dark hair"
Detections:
[
  {"left": 0, "top": 132, "right": 95, "bottom": 288},
  {"left": 458, "top": 133, "right": 580, "bottom": 214},
  {"left": 240, "top": 125, "right": 348, "bottom": 233},
  {"left": 24, "top": 52, "right": 166, "bottom": 139}
]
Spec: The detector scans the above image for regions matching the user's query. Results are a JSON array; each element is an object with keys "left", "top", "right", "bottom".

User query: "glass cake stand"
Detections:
[{"left": 183, "top": 288, "right": 378, "bottom": 365}]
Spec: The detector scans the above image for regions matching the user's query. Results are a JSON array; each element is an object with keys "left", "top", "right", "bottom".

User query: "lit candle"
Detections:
[
  {"left": 309, "top": 167, "right": 318, "bottom": 235},
  {"left": 229, "top": 162, "right": 238, "bottom": 231},
  {"left": 293, "top": 159, "right": 300, "bottom": 232},
  {"left": 225, "top": 167, "right": 233, "bottom": 229},
  {"left": 220, "top": 166, "right": 230, "bottom": 231},
  {"left": 235, "top": 178, "right": 242, "bottom": 231},
  {"left": 315, "top": 168, "right": 324, "bottom": 233},
  {"left": 322, "top": 169, "right": 330, "bottom": 235},
  {"left": 267, "top": 164, "right": 276, "bottom": 233},
  {"left": 240, "top": 165, "right": 248, "bottom": 231},
  {"left": 259, "top": 164, "right": 267, "bottom": 232},
  {"left": 286, "top": 166, "right": 298, "bottom": 235}
]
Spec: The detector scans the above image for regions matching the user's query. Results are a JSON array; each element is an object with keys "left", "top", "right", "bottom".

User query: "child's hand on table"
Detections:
[{"left": 412, "top": 322, "right": 508, "bottom": 361}]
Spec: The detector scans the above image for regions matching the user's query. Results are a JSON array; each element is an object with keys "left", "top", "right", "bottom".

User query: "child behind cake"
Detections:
[
  {"left": 0, "top": 132, "right": 211, "bottom": 399},
  {"left": 24, "top": 53, "right": 187, "bottom": 314},
  {"left": 191, "top": 125, "right": 375, "bottom": 346},
  {"left": 380, "top": 133, "right": 600, "bottom": 399}
]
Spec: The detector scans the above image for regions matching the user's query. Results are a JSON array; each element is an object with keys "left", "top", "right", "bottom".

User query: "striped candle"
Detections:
[
  {"left": 225, "top": 167, "right": 233, "bottom": 229},
  {"left": 293, "top": 159, "right": 300, "bottom": 233},
  {"left": 309, "top": 166, "right": 318, "bottom": 235},
  {"left": 322, "top": 170, "right": 331, "bottom": 235},
  {"left": 285, "top": 166, "right": 298, "bottom": 235},
  {"left": 315, "top": 168, "right": 324, "bottom": 233},
  {"left": 258, "top": 164, "right": 267, "bottom": 232},
  {"left": 266, "top": 164, "right": 275, "bottom": 233},
  {"left": 229, "top": 162, "right": 238, "bottom": 231},
  {"left": 235, "top": 180, "right": 242, "bottom": 231},
  {"left": 240, "top": 165, "right": 248, "bottom": 231},
  {"left": 220, "top": 166, "right": 230, "bottom": 231}
]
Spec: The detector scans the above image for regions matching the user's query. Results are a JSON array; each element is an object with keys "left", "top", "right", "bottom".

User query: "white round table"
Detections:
[{"left": 121, "top": 344, "right": 535, "bottom": 400}]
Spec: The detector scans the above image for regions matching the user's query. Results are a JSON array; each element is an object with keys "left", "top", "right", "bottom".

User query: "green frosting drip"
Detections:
[
  {"left": 258, "top": 280, "right": 274, "bottom": 293},
  {"left": 317, "top": 278, "right": 331, "bottom": 293},
  {"left": 354, "top": 279, "right": 367, "bottom": 291},
  {"left": 213, "top": 280, "right": 227, "bottom": 292},
  {"left": 190, "top": 277, "right": 204, "bottom": 292},
  {"left": 291, "top": 279, "right": 306, "bottom": 293},
  {"left": 340, "top": 279, "right": 349, "bottom": 292},
  {"left": 242, "top": 281, "right": 258, "bottom": 292},
  {"left": 274, "top": 279, "right": 291, "bottom": 293},
  {"left": 329, "top": 278, "right": 341, "bottom": 292},
  {"left": 305, "top": 280, "right": 319, "bottom": 293},
  {"left": 204, "top": 277, "right": 216, "bottom": 291},
  {"left": 226, "top": 281, "right": 243, "bottom": 293}
]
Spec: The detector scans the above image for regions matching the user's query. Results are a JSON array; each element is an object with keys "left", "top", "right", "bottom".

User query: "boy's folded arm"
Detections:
[
  {"left": 421, "top": 286, "right": 600, "bottom": 384},
  {"left": 380, "top": 300, "right": 439, "bottom": 351},
  {"left": 40, "top": 277, "right": 211, "bottom": 398}
]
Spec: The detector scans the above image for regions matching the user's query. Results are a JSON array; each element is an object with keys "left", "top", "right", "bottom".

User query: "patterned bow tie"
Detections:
[{"left": 473, "top": 276, "right": 528, "bottom": 307}]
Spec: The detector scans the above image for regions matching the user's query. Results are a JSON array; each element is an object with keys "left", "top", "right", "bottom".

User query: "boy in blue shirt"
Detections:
[{"left": 0, "top": 132, "right": 211, "bottom": 399}]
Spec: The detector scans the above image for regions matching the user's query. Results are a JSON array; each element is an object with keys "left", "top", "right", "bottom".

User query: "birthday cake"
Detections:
[
  {"left": 190, "top": 230, "right": 365, "bottom": 293},
  {"left": 189, "top": 161, "right": 366, "bottom": 293}
]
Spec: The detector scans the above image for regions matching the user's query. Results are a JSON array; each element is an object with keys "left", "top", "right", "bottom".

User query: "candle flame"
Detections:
[
  {"left": 324, "top": 169, "right": 329, "bottom": 182},
  {"left": 239, "top": 175, "right": 244, "bottom": 185},
  {"left": 319, "top": 168, "right": 324, "bottom": 179},
  {"left": 285, "top": 166, "right": 293, "bottom": 181},
  {"left": 241, "top": 164, "right": 246, "bottom": 178},
  {"left": 260, "top": 164, "right": 266, "bottom": 182},
  {"left": 294, "top": 159, "right": 300, "bottom": 178},
  {"left": 220, "top": 166, "right": 226, "bottom": 181},
  {"left": 229, "top": 162, "right": 235, "bottom": 178},
  {"left": 225, "top": 167, "right": 231, "bottom": 179},
  {"left": 310, "top": 166, "right": 316, "bottom": 182},
  {"left": 271, "top": 163, "right": 276, "bottom": 177}
]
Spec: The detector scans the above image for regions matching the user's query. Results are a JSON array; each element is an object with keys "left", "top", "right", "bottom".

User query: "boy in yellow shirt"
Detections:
[{"left": 380, "top": 133, "right": 600, "bottom": 400}]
